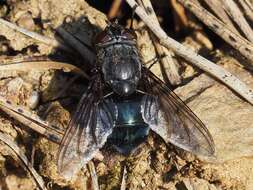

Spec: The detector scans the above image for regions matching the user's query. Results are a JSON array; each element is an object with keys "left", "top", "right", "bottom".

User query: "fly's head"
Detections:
[{"left": 93, "top": 21, "right": 137, "bottom": 48}]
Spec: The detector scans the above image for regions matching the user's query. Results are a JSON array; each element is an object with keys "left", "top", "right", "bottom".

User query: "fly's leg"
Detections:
[
  {"left": 150, "top": 35, "right": 182, "bottom": 85},
  {"left": 145, "top": 53, "right": 167, "bottom": 70},
  {"left": 135, "top": 0, "right": 181, "bottom": 85},
  {"left": 143, "top": 54, "right": 176, "bottom": 89}
]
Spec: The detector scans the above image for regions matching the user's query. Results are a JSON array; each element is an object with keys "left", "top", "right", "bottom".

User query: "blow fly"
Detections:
[{"left": 57, "top": 21, "right": 215, "bottom": 178}]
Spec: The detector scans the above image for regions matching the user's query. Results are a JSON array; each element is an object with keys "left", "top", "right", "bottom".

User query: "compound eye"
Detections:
[
  {"left": 122, "top": 28, "right": 137, "bottom": 40},
  {"left": 94, "top": 30, "right": 111, "bottom": 45}
]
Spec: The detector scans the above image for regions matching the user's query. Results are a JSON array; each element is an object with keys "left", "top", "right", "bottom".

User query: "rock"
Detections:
[
  {"left": 5, "top": 174, "right": 36, "bottom": 190},
  {"left": 0, "top": 0, "right": 107, "bottom": 55},
  {"left": 177, "top": 56, "right": 253, "bottom": 163},
  {"left": 201, "top": 158, "right": 253, "bottom": 190},
  {"left": 16, "top": 12, "right": 36, "bottom": 31},
  {"left": 180, "top": 178, "right": 219, "bottom": 190},
  {"left": 174, "top": 55, "right": 253, "bottom": 189}
]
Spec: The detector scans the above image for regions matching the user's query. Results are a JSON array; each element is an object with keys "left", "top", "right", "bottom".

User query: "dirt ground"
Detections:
[{"left": 0, "top": 0, "right": 253, "bottom": 190}]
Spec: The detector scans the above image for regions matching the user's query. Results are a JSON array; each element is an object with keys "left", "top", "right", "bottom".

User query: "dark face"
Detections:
[
  {"left": 93, "top": 22, "right": 137, "bottom": 47},
  {"left": 94, "top": 22, "right": 142, "bottom": 97}
]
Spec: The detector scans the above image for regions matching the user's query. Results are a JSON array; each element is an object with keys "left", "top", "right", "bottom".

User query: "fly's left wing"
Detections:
[
  {"left": 141, "top": 68, "right": 215, "bottom": 157},
  {"left": 57, "top": 77, "right": 116, "bottom": 179}
]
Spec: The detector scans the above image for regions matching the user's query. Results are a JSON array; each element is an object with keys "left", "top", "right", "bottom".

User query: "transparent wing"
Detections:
[
  {"left": 57, "top": 78, "right": 116, "bottom": 179},
  {"left": 141, "top": 68, "right": 215, "bottom": 156}
]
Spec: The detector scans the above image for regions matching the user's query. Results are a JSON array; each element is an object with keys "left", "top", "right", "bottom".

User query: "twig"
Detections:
[
  {"left": 244, "top": 0, "right": 253, "bottom": 10},
  {"left": 120, "top": 166, "right": 127, "bottom": 190},
  {"left": 238, "top": 0, "right": 253, "bottom": 22},
  {"left": 88, "top": 162, "right": 100, "bottom": 190},
  {"left": 0, "top": 96, "right": 63, "bottom": 144},
  {"left": 0, "top": 18, "right": 96, "bottom": 66},
  {"left": 203, "top": 0, "right": 239, "bottom": 34},
  {"left": 0, "top": 18, "right": 69, "bottom": 51},
  {"left": 138, "top": 0, "right": 181, "bottom": 85},
  {"left": 176, "top": 0, "right": 253, "bottom": 63},
  {"left": 152, "top": 35, "right": 181, "bottom": 85},
  {"left": 0, "top": 132, "right": 48, "bottom": 190},
  {"left": 170, "top": 0, "right": 188, "bottom": 30},
  {"left": 108, "top": 0, "right": 123, "bottom": 19},
  {"left": 0, "top": 96, "right": 102, "bottom": 188},
  {"left": 125, "top": 0, "right": 253, "bottom": 105},
  {"left": 0, "top": 60, "right": 90, "bottom": 79},
  {"left": 174, "top": 74, "right": 215, "bottom": 102},
  {"left": 0, "top": 55, "right": 50, "bottom": 64},
  {"left": 223, "top": 0, "right": 253, "bottom": 42},
  {"left": 31, "top": 145, "right": 36, "bottom": 167}
]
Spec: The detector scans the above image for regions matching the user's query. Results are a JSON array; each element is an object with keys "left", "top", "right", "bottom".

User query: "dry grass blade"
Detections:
[
  {"left": 0, "top": 18, "right": 69, "bottom": 51},
  {"left": 108, "top": 0, "right": 123, "bottom": 19},
  {"left": 137, "top": 0, "right": 159, "bottom": 25},
  {"left": 0, "top": 132, "right": 48, "bottom": 190},
  {"left": 170, "top": 0, "right": 188, "bottom": 30},
  {"left": 179, "top": 0, "right": 253, "bottom": 62},
  {"left": 203, "top": 0, "right": 239, "bottom": 34},
  {"left": 0, "top": 60, "right": 90, "bottom": 79},
  {"left": 138, "top": 0, "right": 181, "bottom": 85},
  {"left": 88, "top": 162, "right": 99, "bottom": 190},
  {"left": 245, "top": 0, "right": 253, "bottom": 10},
  {"left": 0, "top": 55, "right": 49, "bottom": 64},
  {"left": 152, "top": 39, "right": 181, "bottom": 85},
  {"left": 0, "top": 96, "right": 63, "bottom": 143},
  {"left": 238, "top": 0, "right": 253, "bottom": 22},
  {"left": 0, "top": 105, "right": 62, "bottom": 144},
  {"left": 0, "top": 97, "right": 101, "bottom": 189},
  {"left": 0, "top": 18, "right": 96, "bottom": 66},
  {"left": 223, "top": 0, "right": 253, "bottom": 42},
  {"left": 120, "top": 166, "right": 127, "bottom": 190},
  {"left": 126, "top": 0, "right": 253, "bottom": 105},
  {"left": 177, "top": 0, "right": 253, "bottom": 63}
]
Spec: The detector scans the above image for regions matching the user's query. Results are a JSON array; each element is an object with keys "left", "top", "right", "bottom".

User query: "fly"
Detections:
[{"left": 57, "top": 21, "right": 215, "bottom": 178}]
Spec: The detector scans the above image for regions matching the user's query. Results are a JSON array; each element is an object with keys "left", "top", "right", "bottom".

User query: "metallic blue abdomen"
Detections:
[{"left": 107, "top": 94, "right": 149, "bottom": 155}]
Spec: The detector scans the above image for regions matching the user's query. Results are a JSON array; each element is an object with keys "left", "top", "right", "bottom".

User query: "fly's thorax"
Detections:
[{"left": 98, "top": 44, "right": 142, "bottom": 96}]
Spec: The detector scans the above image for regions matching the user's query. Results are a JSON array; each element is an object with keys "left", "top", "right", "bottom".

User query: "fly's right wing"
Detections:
[
  {"left": 141, "top": 68, "right": 215, "bottom": 157},
  {"left": 57, "top": 78, "right": 117, "bottom": 179}
]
